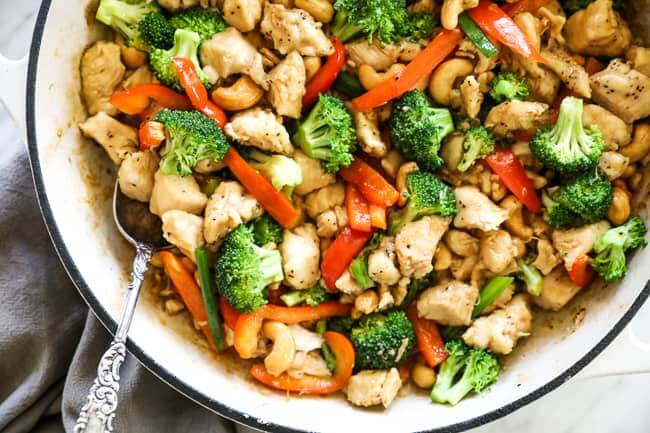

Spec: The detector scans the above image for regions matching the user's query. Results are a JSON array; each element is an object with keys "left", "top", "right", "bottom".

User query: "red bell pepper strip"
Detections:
[
  {"left": 138, "top": 120, "right": 166, "bottom": 150},
  {"left": 568, "top": 255, "right": 595, "bottom": 287},
  {"left": 352, "top": 29, "right": 463, "bottom": 112},
  {"left": 406, "top": 305, "right": 448, "bottom": 368},
  {"left": 321, "top": 227, "right": 375, "bottom": 290},
  {"left": 502, "top": 0, "right": 552, "bottom": 16},
  {"left": 369, "top": 204, "right": 387, "bottom": 230},
  {"left": 219, "top": 297, "right": 240, "bottom": 331},
  {"left": 339, "top": 159, "right": 400, "bottom": 207},
  {"left": 172, "top": 57, "right": 228, "bottom": 128},
  {"left": 485, "top": 148, "right": 542, "bottom": 213},
  {"left": 346, "top": 184, "right": 372, "bottom": 232},
  {"left": 224, "top": 148, "right": 300, "bottom": 229},
  {"left": 467, "top": 0, "right": 544, "bottom": 63},
  {"left": 302, "top": 36, "right": 346, "bottom": 109},
  {"left": 250, "top": 331, "right": 354, "bottom": 395},
  {"left": 110, "top": 83, "right": 192, "bottom": 115}
]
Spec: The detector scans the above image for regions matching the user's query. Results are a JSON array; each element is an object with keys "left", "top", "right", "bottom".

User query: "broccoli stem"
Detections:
[
  {"left": 280, "top": 291, "right": 307, "bottom": 307},
  {"left": 254, "top": 245, "right": 284, "bottom": 288},
  {"left": 445, "top": 374, "right": 475, "bottom": 406},
  {"left": 330, "top": 12, "right": 363, "bottom": 42},
  {"left": 517, "top": 261, "right": 544, "bottom": 296},
  {"left": 431, "top": 356, "right": 467, "bottom": 403}
]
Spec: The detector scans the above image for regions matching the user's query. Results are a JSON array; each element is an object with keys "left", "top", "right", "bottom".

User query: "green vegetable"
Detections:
[
  {"left": 199, "top": 177, "right": 220, "bottom": 196},
  {"left": 328, "top": 316, "right": 355, "bottom": 335},
  {"left": 458, "top": 12, "right": 498, "bottom": 58},
  {"left": 246, "top": 150, "right": 302, "bottom": 197},
  {"left": 431, "top": 340, "right": 500, "bottom": 406},
  {"left": 322, "top": 343, "right": 337, "bottom": 372},
  {"left": 516, "top": 260, "right": 544, "bottom": 296},
  {"left": 280, "top": 284, "right": 331, "bottom": 307},
  {"left": 169, "top": 6, "right": 226, "bottom": 41},
  {"left": 250, "top": 214, "right": 283, "bottom": 246},
  {"left": 472, "top": 276, "right": 514, "bottom": 318},
  {"left": 195, "top": 246, "right": 226, "bottom": 351},
  {"left": 315, "top": 319, "right": 328, "bottom": 335},
  {"left": 457, "top": 125, "right": 496, "bottom": 172},
  {"left": 530, "top": 97, "right": 604, "bottom": 174},
  {"left": 389, "top": 89, "right": 455, "bottom": 172},
  {"left": 293, "top": 94, "right": 357, "bottom": 173},
  {"left": 330, "top": 0, "right": 412, "bottom": 44},
  {"left": 214, "top": 225, "right": 284, "bottom": 313},
  {"left": 332, "top": 70, "right": 365, "bottom": 98},
  {"left": 388, "top": 170, "right": 456, "bottom": 235},
  {"left": 407, "top": 13, "right": 438, "bottom": 40},
  {"left": 488, "top": 70, "right": 530, "bottom": 102},
  {"left": 563, "top": 0, "right": 623, "bottom": 13},
  {"left": 155, "top": 109, "right": 229, "bottom": 176},
  {"left": 440, "top": 326, "right": 466, "bottom": 341},
  {"left": 150, "top": 28, "right": 211, "bottom": 91},
  {"left": 400, "top": 271, "right": 436, "bottom": 308},
  {"left": 590, "top": 216, "right": 648, "bottom": 282},
  {"left": 349, "top": 233, "right": 382, "bottom": 290}
]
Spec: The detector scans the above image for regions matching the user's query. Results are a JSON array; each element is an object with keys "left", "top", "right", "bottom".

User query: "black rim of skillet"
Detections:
[{"left": 25, "top": 1, "right": 650, "bottom": 432}]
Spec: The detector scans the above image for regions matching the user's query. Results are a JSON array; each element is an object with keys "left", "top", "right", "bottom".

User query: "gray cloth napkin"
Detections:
[{"left": 0, "top": 144, "right": 237, "bottom": 433}]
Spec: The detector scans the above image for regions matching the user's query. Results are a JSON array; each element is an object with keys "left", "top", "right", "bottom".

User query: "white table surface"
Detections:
[{"left": 1, "top": 1, "right": 649, "bottom": 432}]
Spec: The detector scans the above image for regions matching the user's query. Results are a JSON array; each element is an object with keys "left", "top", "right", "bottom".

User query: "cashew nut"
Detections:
[
  {"left": 607, "top": 187, "right": 631, "bottom": 226},
  {"left": 263, "top": 321, "right": 296, "bottom": 377},
  {"left": 358, "top": 63, "right": 406, "bottom": 90},
  {"left": 381, "top": 149, "right": 406, "bottom": 179},
  {"left": 500, "top": 195, "right": 533, "bottom": 240},
  {"left": 295, "top": 0, "right": 334, "bottom": 23},
  {"left": 440, "top": 132, "right": 464, "bottom": 171},
  {"left": 303, "top": 56, "right": 322, "bottom": 81},
  {"left": 434, "top": 242, "right": 452, "bottom": 271},
  {"left": 441, "top": 0, "right": 478, "bottom": 30},
  {"left": 354, "top": 290, "right": 379, "bottom": 316},
  {"left": 211, "top": 76, "right": 264, "bottom": 111},
  {"left": 396, "top": 162, "right": 419, "bottom": 206},
  {"left": 115, "top": 34, "right": 147, "bottom": 69},
  {"left": 444, "top": 230, "right": 479, "bottom": 257},
  {"left": 429, "top": 58, "right": 474, "bottom": 107},
  {"left": 620, "top": 123, "right": 650, "bottom": 163}
]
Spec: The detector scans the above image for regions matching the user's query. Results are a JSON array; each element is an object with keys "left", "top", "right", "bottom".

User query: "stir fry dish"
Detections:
[{"left": 78, "top": 0, "right": 649, "bottom": 408}]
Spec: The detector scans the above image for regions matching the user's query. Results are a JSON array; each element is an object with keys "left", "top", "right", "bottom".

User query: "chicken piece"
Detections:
[
  {"left": 395, "top": 216, "right": 451, "bottom": 278},
  {"left": 532, "top": 238, "right": 561, "bottom": 275},
  {"left": 351, "top": 108, "right": 387, "bottom": 158},
  {"left": 281, "top": 224, "right": 320, "bottom": 289},
  {"left": 459, "top": 75, "right": 483, "bottom": 120},
  {"left": 582, "top": 104, "right": 632, "bottom": 151},
  {"left": 368, "top": 236, "right": 401, "bottom": 286},
  {"left": 121, "top": 65, "right": 156, "bottom": 90},
  {"left": 304, "top": 183, "right": 345, "bottom": 219},
  {"left": 260, "top": 3, "right": 334, "bottom": 56},
  {"left": 540, "top": 48, "right": 591, "bottom": 98},
  {"left": 266, "top": 51, "right": 306, "bottom": 119},
  {"left": 161, "top": 210, "right": 205, "bottom": 261},
  {"left": 481, "top": 283, "right": 515, "bottom": 315},
  {"left": 456, "top": 39, "right": 498, "bottom": 74},
  {"left": 223, "top": 0, "right": 264, "bottom": 32},
  {"left": 79, "top": 112, "right": 137, "bottom": 164},
  {"left": 335, "top": 270, "right": 364, "bottom": 295},
  {"left": 288, "top": 351, "right": 331, "bottom": 378},
  {"left": 485, "top": 100, "right": 549, "bottom": 137},
  {"left": 149, "top": 170, "right": 208, "bottom": 216},
  {"left": 552, "top": 220, "right": 610, "bottom": 269},
  {"left": 200, "top": 28, "right": 267, "bottom": 88},
  {"left": 80, "top": 41, "right": 125, "bottom": 116},
  {"left": 224, "top": 108, "right": 293, "bottom": 155},
  {"left": 450, "top": 254, "right": 479, "bottom": 282},
  {"left": 345, "top": 39, "right": 401, "bottom": 71},
  {"left": 417, "top": 280, "right": 478, "bottom": 326},
  {"left": 453, "top": 186, "right": 509, "bottom": 232},
  {"left": 293, "top": 150, "right": 337, "bottom": 195},
  {"left": 316, "top": 206, "right": 347, "bottom": 238},
  {"left": 462, "top": 294, "right": 532, "bottom": 354},
  {"left": 288, "top": 324, "right": 324, "bottom": 352},
  {"left": 441, "top": 0, "right": 479, "bottom": 29},
  {"left": 117, "top": 151, "right": 159, "bottom": 202},
  {"left": 203, "top": 181, "right": 263, "bottom": 243},
  {"left": 157, "top": 0, "right": 200, "bottom": 11},
  {"left": 533, "top": 266, "right": 582, "bottom": 311},
  {"left": 599, "top": 151, "right": 630, "bottom": 181},
  {"left": 479, "top": 230, "right": 517, "bottom": 274},
  {"left": 444, "top": 230, "right": 479, "bottom": 257},
  {"left": 626, "top": 45, "right": 650, "bottom": 77},
  {"left": 590, "top": 60, "right": 650, "bottom": 124},
  {"left": 565, "top": 0, "right": 631, "bottom": 57},
  {"left": 536, "top": 2, "right": 565, "bottom": 45},
  {"left": 346, "top": 369, "right": 402, "bottom": 408}
]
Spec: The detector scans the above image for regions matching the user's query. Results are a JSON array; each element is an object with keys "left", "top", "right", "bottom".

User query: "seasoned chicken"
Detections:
[
  {"left": 590, "top": 60, "right": 650, "bottom": 124},
  {"left": 121, "top": 65, "right": 156, "bottom": 90},
  {"left": 117, "top": 150, "right": 159, "bottom": 202},
  {"left": 335, "top": 270, "right": 364, "bottom": 295},
  {"left": 316, "top": 206, "right": 347, "bottom": 238},
  {"left": 485, "top": 100, "right": 549, "bottom": 137},
  {"left": 266, "top": 51, "right": 306, "bottom": 119},
  {"left": 260, "top": 3, "right": 334, "bottom": 56},
  {"left": 304, "top": 183, "right": 345, "bottom": 219},
  {"left": 533, "top": 266, "right": 582, "bottom": 311},
  {"left": 288, "top": 351, "right": 331, "bottom": 378},
  {"left": 203, "top": 181, "right": 263, "bottom": 243},
  {"left": 532, "top": 238, "right": 561, "bottom": 275},
  {"left": 346, "top": 369, "right": 402, "bottom": 408},
  {"left": 293, "top": 150, "right": 337, "bottom": 195},
  {"left": 582, "top": 104, "right": 632, "bottom": 151},
  {"left": 80, "top": 41, "right": 125, "bottom": 116},
  {"left": 453, "top": 186, "right": 509, "bottom": 232},
  {"left": 460, "top": 75, "right": 483, "bottom": 120},
  {"left": 552, "top": 220, "right": 610, "bottom": 269},
  {"left": 281, "top": 224, "right": 320, "bottom": 289},
  {"left": 598, "top": 151, "right": 630, "bottom": 181},
  {"left": 565, "top": 0, "right": 631, "bottom": 57},
  {"left": 480, "top": 230, "right": 517, "bottom": 274},
  {"left": 200, "top": 28, "right": 267, "bottom": 88},
  {"left": 157, "top": 0, "right": 200, "bottom": 11},
  {"left": 79, "top": 112, "right": 137, "bottom": 164},
  {"left": 463, "top": 294, "right": 532, "bottom": 354},
  {"left": 540, "top": 48, "right": 591, "bottom": 98},
  {"left": 288, "top": 324, "right": 324, "bottom": 352},
  {"left": 457, "top": 39, "right": 498, "bottom": 75},
  {"left": 536, "top": 1, "right": 566, "bottom": 45},
  {"left": 441, "top": 0, "right": 479, "bottom": 29},
  {"left": 445, "top": 230, "right": 479, "bottom": 257},
  {"left": 161, "top": 210, "right": 205, "bottom": 261},
  {"left": 417, "top": 280, "right": 478, "bottom": 326},
  {"left": 224, "top": 108, "right": 293, "bottom": 155},
  {"left": 345, "top": 39, "right": 401, "bottom": 71},
  {"left": 351, "top": 108, "right": 388, "bottom": 157},
  {"left": 223, "top": 0, "right": 264, "bottom": 32},
  {"left": 396, "top": 216, "right": 451, "bottom": 278},
  {"left": 626, "top": 45, "right": 650, "bottom": 77},
  {"left": 149, "top": 170, "right": 208, "bottom": 216},
  {"left": 368, "top": 236, "right": 401, "bottom": 286}
]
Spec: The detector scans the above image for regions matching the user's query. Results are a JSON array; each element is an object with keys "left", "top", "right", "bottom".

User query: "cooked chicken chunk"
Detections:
[
  {"left": 260, "top": 3, "right": 334, "bottom": 56},
  {"left": 598, "top": 151, "right": 630, "bottom": 181},
  {"left": 536, "top": 1, "right": 566, "bottom": 45},
  {"left": 590, "top": 60, "right": 650, "bottom": 124},
  {"left": 288, "top": 351, "right": 331, "bottom": 378},
  {"left": 485, "top": 101, "right": 549, "bottom": 137},
  {"left": 345, "top": 39, "right": 401, "bottom": 71},
  {"left": 626, "top": 45, "right": 650, "bottom": 77},
  {"left": 533, "top": 266, "right": 582, "bottom": 311},
  {"left": 351, "top": 108, "right": 388, "bottom": 158},
  {"left": 480, "top": 230, "right": 517, "bottom": 274},
  {"left": 396, "top": 216, "right": 450, "bottom": 278},
  {"left": 117, "top": 151, "right": 159, "bottom": 202},
  {"left": 203, "top": 181, "right": 263, "bottom": 243},
  {"left": 288, "top": 324, "right": 324, "bottom": 352},
  {"left": 224, "top": 108, "right": 293, "bottom": 155},
  {"left": 200, "top": 28, "right": 267, "bottom": 88},
  {"left": 149, "top": 170, "right": 208, "bottom": 216},
  {"left": 540, "top": 48, "right": 591, "bottom": 98},
  {"left": 582, "top": 104, "right": 631, "bottom": 151},
  {"left": 532, "top": 238, "right": 561, "bottom": 275},
  {"left": 463, "top": 294, "right": 532, "bottom": 354},
  {"left": 346, "top": 369, "right": 402, "bottom": 408},
  {"left": 121, "top": 65, "right": 156, "bottom": 90},
  {"left": 368, "top": 236, "right": 401, "bottom": 286},
  {"left": 223, "top": 0, "right": 264, "bottom": 32},
  {"left": 157, "top": 0, "right": 200, "bottom": 11},
  {"left": 80, "top": 41, "right": 125, "bottom": 116},
  {"left": 335, "top": 270, "right": 364, "bottom": 296},
  {"left": 281, "top": 224, "right": 320, "bottom": 289},
  {"left": 79, "top": 112, "right": 137, "bottom": 164},
  {"left": 304, "top": 183, "right": 345, "bottom": 219},
  {"left": 266, "top": 51, "right": 306, "bottom": 119},
  {"left": 453, "top": 186, "right": 509, "bottom": 232},
  {"left": 316, "top": 206, "right": 347, "bottom": 238},
  {"left": 417, "top": 280, "right": 478, "bottom": 326},
  {"left": 293, "top": 150, "right": 337, "bottom": 196},
  {"left": 161, "top": 210, "right": 205, "bottom": 261},
  {"left": 552, "top": 221, "right": 610, "bottom": 269},
  {"left": 460, "top": 75, "right": 483, "bottom": 120},
  {"left": 565, "top": 0, "right": 631, "bottom": 57}
]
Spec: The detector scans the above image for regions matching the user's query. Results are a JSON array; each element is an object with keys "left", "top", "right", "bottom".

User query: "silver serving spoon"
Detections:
[{"left": 74, "top": 181, "right": 170, "bottom": 433}]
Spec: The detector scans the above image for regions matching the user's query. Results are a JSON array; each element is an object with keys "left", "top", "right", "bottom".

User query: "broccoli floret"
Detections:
[
  {"left": 247, "top": 150, "right": 303, "bottom": 197},
  {"left": 590, "top": 216, "right": 648, "bottom": 282},
  {"left": 330, "top": 0, "right": 412, "bottom": 44},
  {"left": 139, "top": 12, "right": 175, "bottom": 50},
  {"left": 530, "top": 97, "right": 604, "bottom": 174},
  {"left": 250, "top": 214, "right": 283, "bottom": 246},
  {"left": 292, "top": 94, "right": 356, "bottom": 173},
  {"left": 215, "top": 225, "right": 284, "bottom": 313},
  {"left": 399, "top": 271, "right": 436, "bottom": 308},
  {"left": 155, "top": 109, "right": 229, "bottom": 176},
  {"left": 349, "top": 233, "right": 381, "bottom": 290},
  {"left": 542, "top": 192, "right": 584, "bottom": 229},
  {"left": 407, "top": 13, "right": 438, "bottom": 40},
  {"left": 169, "top": 6, "right": 226, "bottom": 41},
  {"left": 281, "top": 284, "right": 331, "bottom": 307},
  {"left": 150, "top": 28, "right": 211, "bottom": 91},
  {"left": 516, "top": 260, "right": 544, "bottom": 296},
  {"left": 350, "top": 310, "right": 416, "bottom": 370},
  {"left": 328, "top": 316, "right": 356, "bottom": 335},
  {"left": 431, "top": 340, "right": 500, "bottom": 406},
  {"left": 388, "top": 170, "right": 456, "bottom": 234},
  {"left": 488, "top": 71, "right": 531, "bottom": 103},
  {"left": 457, "top": 125, "right": 496, "bottom": 172},
  {"left": 389, "top": 90, "right": 455, "bottom": 172}
]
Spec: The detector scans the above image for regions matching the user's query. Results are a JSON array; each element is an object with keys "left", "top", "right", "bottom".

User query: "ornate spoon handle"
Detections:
[{"left": 74, "top": 244, "right": 153, "bottom": 433}]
